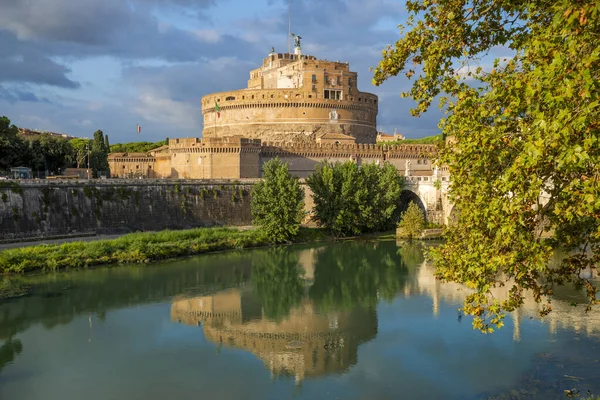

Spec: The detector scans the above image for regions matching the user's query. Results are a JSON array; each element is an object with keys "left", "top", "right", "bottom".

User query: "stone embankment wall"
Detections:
[{"left": 0, "top": 180, "right": 257, "bottom": 241}]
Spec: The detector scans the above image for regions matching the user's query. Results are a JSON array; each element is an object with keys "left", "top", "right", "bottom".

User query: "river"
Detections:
[{"left": 0, "top": 240, "right": 599, "bottom": 399}]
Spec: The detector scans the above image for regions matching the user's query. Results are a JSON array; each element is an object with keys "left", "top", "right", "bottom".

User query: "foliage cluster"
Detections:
[
  {"left": 0, "top": 116, "right": 110, "bottom": 177},
  {"left": 0, "top": 227, "right": 330, "bottom": 274},
  {"left": 110, "top": 140, "right": 167, "bottom": 153},
  {"left": 251, "top": 158, "right": 305, "bottom": 243},
  {"left": 373, "top": 0, "right": 599, "bottom": 331},
  {"left": 306, "top": 161, "right": 404, "bottom": 236},
  {"left": 378, "top": 134, "right": 442, "bottom": 146},
  {"left": 396, "top": 201, "right": 426, "bottom": 240}
]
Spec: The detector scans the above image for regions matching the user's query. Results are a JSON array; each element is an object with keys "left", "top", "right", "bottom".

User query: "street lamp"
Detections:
[{"left": 86, "top": 143, "right": 91, "bottom": 179}]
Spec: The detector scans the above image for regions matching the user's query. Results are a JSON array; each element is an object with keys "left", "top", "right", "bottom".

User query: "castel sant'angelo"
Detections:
[{"left": 109, "top": 36, "right": 438, "bottom": 180}]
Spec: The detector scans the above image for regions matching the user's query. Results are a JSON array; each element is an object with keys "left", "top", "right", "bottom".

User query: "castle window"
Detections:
[
  {"left": 226, "top": 96, "right": 235, "bottom": 101},
  {"left": 308, "top": 95, "right": 312, "bottom": 98},
  {"left": 136, "top": 165, "right": 139, "bottom": 169},
  {"left": 312, "top": 84, "right": 317, "bottom": 92},
  {"left": 312, "top": 74, "right": 316, "bottom": 83},
  {"left": 242, "top": 96, "right": 245, "bottom": 100},
  {"left": 324, "top": 89, "right": 342, "bottom": 100},
  {"left": 252, "top": 95, "right": 255, "bottom": 99},
  {"left": 122, "top": 165, "right": 125, "bottom": 169}
]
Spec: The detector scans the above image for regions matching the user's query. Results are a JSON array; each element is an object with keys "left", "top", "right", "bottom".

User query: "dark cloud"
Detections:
[
  {"left": 0, "top": 85, "right": 50, "bottom": 104},
  {"left": 0, "top": 0, "right": 218, "bottom": 44},
  {"left": 0, "top": 0, "right": 256, "bottom": 62},
  {"left": 0, "top": 31, "right": 79, "bottom": 88},
  {"left": 0, "top": 55, "right": 79, "bottom": 89}
]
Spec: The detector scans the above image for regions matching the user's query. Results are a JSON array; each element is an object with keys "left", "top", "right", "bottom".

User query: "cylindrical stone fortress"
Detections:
[{"left": 201, "top": 52, "right": 378, "bottom": 144}]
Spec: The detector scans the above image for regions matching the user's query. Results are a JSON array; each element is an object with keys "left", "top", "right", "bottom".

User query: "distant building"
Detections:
[
  {"left": 18, "top": 128, "right": 77, "bottom": 140},
  {"left": 376, "top": 131, "right": 405, "bottom": 143}
]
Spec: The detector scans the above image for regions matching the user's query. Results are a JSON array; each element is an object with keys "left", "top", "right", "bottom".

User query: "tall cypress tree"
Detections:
[{"left": 90, "top": 130, "right": 109, "bottom": 178}]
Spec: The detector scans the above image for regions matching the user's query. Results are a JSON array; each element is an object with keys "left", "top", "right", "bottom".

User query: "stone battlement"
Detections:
[
  {"left": 108, "top": 137, "right": 440, "bottom": 180},
  {"left": 260, "top": 142, "right": 437, "bottom": 158}
]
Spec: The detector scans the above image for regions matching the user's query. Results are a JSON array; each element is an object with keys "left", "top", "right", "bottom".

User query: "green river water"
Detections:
[{"left": 0, "top": 240, "right": 599, "bottom": 400}]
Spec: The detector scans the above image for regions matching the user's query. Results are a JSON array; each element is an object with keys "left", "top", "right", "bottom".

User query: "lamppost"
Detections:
[{"left": 86, "top": 143, "right": 91, "bottom": 179}]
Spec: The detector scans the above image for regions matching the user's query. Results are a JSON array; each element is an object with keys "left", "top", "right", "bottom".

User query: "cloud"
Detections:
[
  {"left": 0, "top": 31, "right": 79, "bottom": 88},
  {"left": 0, "top": 0, "right": 441, "bottom": 140},
  {"left": 0, "top": 85, "right": 51, "bottom": 103}
]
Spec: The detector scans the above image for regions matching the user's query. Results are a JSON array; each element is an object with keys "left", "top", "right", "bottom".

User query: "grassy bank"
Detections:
[{"left": 0, "top": 227, "right": 330, "bottom": 274}]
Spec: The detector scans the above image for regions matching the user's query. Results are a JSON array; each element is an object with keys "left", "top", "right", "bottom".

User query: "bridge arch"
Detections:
[{"left": 398, "top": 189, "right": 427, "bottom": 222}]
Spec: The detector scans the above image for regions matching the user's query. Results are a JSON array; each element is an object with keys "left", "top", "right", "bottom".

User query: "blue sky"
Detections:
[{"left": 0, "top": 0, "right": 443, "bottom": 143}]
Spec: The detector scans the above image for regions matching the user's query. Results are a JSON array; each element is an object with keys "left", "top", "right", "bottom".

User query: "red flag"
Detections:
[{"left": 137, "top": 124, "right": 141, "bottom": 133}]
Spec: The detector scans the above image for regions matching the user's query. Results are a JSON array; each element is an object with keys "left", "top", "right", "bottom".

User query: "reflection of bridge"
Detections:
[{"left": 403, "top": 257, "right": 600, "bottom": 340}]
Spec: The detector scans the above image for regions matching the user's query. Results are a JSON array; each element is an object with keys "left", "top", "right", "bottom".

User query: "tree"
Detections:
[
  {"left": 109, "top": 140, "right": 166, "bottom": 153},
  {"left": 373, "top": 1, "right": 599, "bottom": 332},
  {"left": 251, "top": 248, "right": 304, "bottom": 321},
  {"left": 90, "top": 130, "right": 109, "bottom": 178},
  {"left": 70, "top": 138, "right": 91, "bottom": 168},
  {"left": 0, "top": 117, "right": 28, "bottom": 172},
  {"left": 251, "top": 158, "right": 305, "bottom": 243},
  {"left": 307, "top": 161, "right": 404, "bottom": 236},
  {"left": 396, "top": 201, "right": 425, "bottom": 241},
  {"left": 358, "top": 162, "right": 405, "bottom": 232},
  {"left": 31, "top": 133, "right": 73, "bottom": 174}
]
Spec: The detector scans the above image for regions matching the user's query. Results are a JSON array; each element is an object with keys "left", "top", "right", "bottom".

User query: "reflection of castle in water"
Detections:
[
  {"left": 404, "top": 255, "right": 600, "bottom": 340},
  {"left": 171, "top": 249, "right": 377, "bottom": 383}
]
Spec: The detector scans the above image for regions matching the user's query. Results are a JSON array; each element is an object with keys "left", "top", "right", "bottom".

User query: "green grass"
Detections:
[{"left": 0, "top": 227, "right": 332, "bottom": 274}]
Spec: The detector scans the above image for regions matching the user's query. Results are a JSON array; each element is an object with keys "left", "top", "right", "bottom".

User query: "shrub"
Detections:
[
  {"left": 396, "top": 201, "right": 425, "bottom": 240},
  {"left": 307, "top": 160, "right": 404, "bottom": 236},
  {"left": 251, "top": 158, "right": 304, "bottom": 243}
]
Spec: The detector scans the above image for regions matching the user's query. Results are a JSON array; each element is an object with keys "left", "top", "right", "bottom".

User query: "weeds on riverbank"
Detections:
[{"left": 0, "top": 227, "right": 330, "bottom": 274}]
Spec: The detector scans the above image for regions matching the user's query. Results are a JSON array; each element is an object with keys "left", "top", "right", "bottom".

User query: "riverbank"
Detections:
[{"left": 0, "top": 226, "right": 337, "bottom": 275}]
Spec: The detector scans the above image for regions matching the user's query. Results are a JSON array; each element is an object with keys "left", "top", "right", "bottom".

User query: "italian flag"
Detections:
[
  {"left": 136, "top": 124, "right": 141, "bottom": 133},
  {"left": 215, "top": 101, "right": 221, "bottom": 118}
]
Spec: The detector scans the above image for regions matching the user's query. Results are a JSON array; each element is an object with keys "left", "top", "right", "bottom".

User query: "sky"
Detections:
[{"left": 0, "top": 0, "right": 444, "bottom": 143}]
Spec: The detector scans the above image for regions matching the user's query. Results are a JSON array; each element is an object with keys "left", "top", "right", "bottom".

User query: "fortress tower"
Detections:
[{"left": 201, "top": 48, "right": 379, "bottom": 144}]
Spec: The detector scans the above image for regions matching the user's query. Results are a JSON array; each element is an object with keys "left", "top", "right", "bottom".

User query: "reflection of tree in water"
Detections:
[
  {"left": 396, "top": 241, "right": 426, "bottom": 268},
  {"left": 252, "top": 248, "right": 304, "bottom": 321},
  {"left": 0, "top": 337, "right": 23, "bottom": 372},
  {"left": 309, "top": 241, "right": 409, "bottom": 312},
  {"left": 0, "top": 253, "right": 254, "bottom": 354}
]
